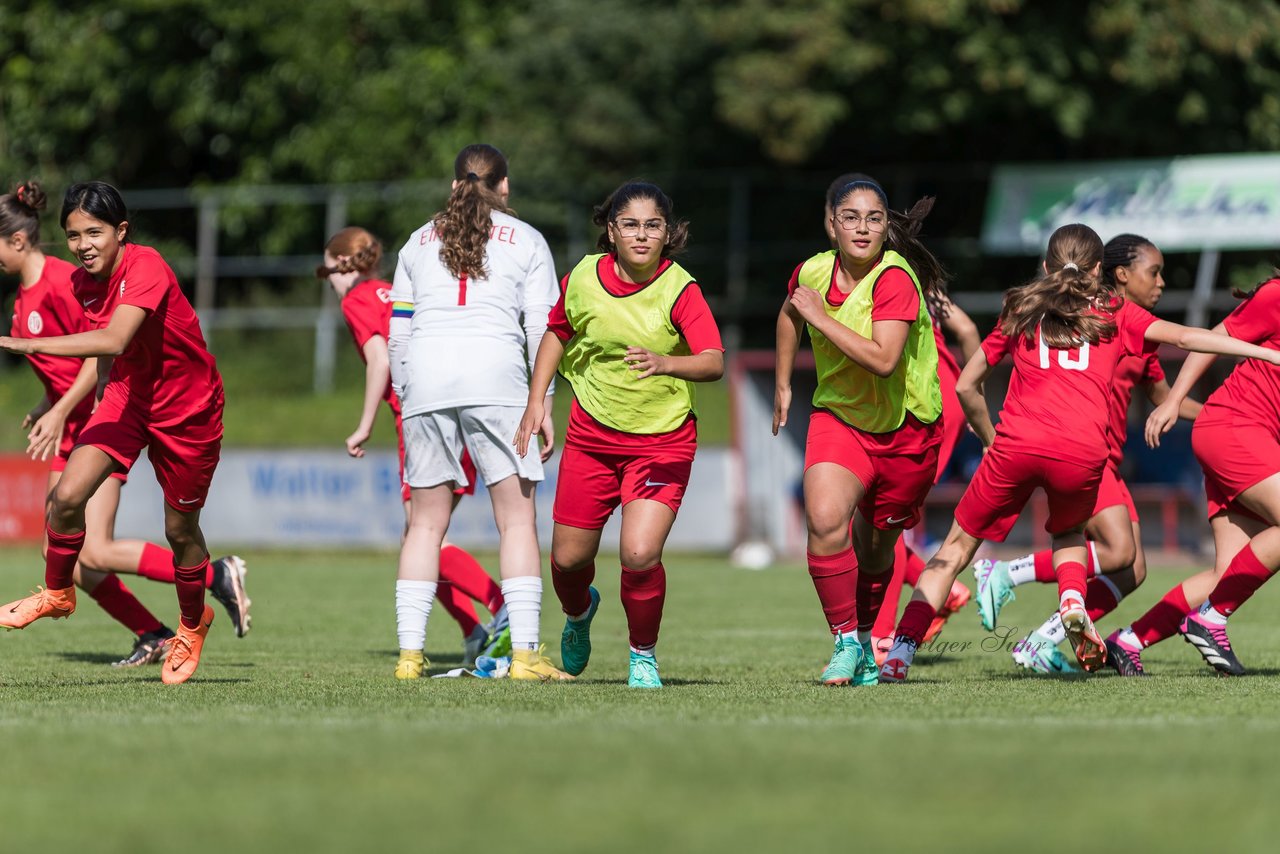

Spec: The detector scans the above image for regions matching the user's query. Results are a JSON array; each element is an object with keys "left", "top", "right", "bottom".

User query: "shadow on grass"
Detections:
[
  {"left": 367, "top": 649, "right": 465, "bottom": 664},
  {"left": 567, "top": 678, "right": 724, "bottom": 687}
]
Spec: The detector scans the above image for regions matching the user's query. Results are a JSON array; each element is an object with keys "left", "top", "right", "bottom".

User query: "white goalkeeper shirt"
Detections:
[{"left": 389, "top": 210, "right": 557, "bottom": 415}]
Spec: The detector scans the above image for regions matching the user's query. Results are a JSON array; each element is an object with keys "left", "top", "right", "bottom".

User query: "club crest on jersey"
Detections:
[
  {"left": 26, "top": 311, "right": 43, "bottom": 335},
  {"left": 120, "top": 278, "right": 127, "bottom": 297}
]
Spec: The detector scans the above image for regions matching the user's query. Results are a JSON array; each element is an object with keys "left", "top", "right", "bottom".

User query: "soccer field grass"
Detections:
[{"left": 1, "top": 548, "right": 1276, "bottom": 853}]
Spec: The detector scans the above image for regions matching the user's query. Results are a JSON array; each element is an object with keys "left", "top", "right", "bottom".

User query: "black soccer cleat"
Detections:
[
  {"left": 113, "top": 627, "right": 176, "bottom": 667},
  {"left": 1179, "top": 612, "right": 1245, "bottom": 676},
  {"left": 209, "top": 555, "right": 252, "bottom": 638}
]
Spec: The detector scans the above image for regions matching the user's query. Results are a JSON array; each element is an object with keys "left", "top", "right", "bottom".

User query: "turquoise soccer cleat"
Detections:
[
  {"left": 973, "top": 559, "right": 1016, "bottom": 632},
  {"left": 627, "top": 651, "right": 663, "bottom": 688},
  {"left": 560, "top": 586, "right": 601, "bottom": 676},
  {"left": 1011, "top": 630, "right": 1078, "bottom": 674},
  {"left": 854, "top": 638, "right": 878, "bottom": 687},
  {"left": 819, "top": 633, "right": 859, "bottom": 685}
]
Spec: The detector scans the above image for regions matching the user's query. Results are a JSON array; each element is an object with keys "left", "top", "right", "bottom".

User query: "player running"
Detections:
[
  {"left": 971, "top": 234, "right": 1202, "bottom": 674},
  {"left": 389, "top": 144, "right": 567, "bottom": 681},
  {"left": 515, "top": 181, "right": 724, "bottom": 689},
  {"left": 877, "top": 223, "right": 1280, "bottom": 683},
  {"left": 775, "top": 177, "right": 950, "bottom": 686},
  {"left": 1109, "top": 267, "right": 1280, "bottom": 676},
  {"left": 0, "top": 181, "right": 249, "bottom": 667},
  {"left": 0, "top": 182, "right": 234, "bottom": 684},
  {"left": 318, "top": 226, "right": 508, "bottom": 667}
]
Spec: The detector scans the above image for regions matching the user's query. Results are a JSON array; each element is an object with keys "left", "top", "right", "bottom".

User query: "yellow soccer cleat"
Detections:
[
  {"left": 0, "top": 586, "right": 77, "bottom": 630},
  {"left": 509, "top": 645, "right": 574, "bottom": 681},
  {"left": 162, "top": 604, "right": 215, "bottom": 685},
  {"left": 394, "top": 649, "right": 427, "bottom": 680}
]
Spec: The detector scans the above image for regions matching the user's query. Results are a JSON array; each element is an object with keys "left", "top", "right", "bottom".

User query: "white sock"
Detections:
[
  {"left": 1005, "top": 554, "right": 1037, "bottom": 587},
  {"left": 502, "top": 576, "right": 543, "bottom": 650},
  {"left": 1060, "top": 589, "right": 1084, "bottom": 611},
  {"left": 1034, "top": 611, "right": 1068, "bottom": 645},
  {"left": 395, "top": 580, "right": 437, "bottom": 651},
  {"left": 1198, "top": 602, "right": 1229, "bottom": 625},
  {"left": 631, "top": 645, "right": 656, "bottom": 657},
  {"left": 1117, "top": 627, "right": 1143, "bottom": 649}
]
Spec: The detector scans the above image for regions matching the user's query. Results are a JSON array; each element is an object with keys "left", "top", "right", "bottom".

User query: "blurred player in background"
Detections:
[
  {"left": 516, "top": 181, "right": 724, "bottom": 689},
  {"left": 389, "top": 144, "right": 567, "bottom": 681},
  {"left": 318, "top": 226, "right": 508, "bottom": 667},
  {"left": 972, "top": 234, "right": 1201, "bottom": 674},
  {"left": 1110, "top": 266, "right": 1280, "bottom": 676},
  {"left": 878, "top": 223, "right": 1280, "bottom": 683},
  {"left": 775, "top": 177, "right": 950, "bottom": 686},
  {"left": 0, "top": 182, "right": 236, "bottom": 684}
]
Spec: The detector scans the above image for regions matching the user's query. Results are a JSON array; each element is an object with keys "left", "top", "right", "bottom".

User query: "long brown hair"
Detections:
[
  {"left": 1000, "top": 223, "right": 1115, "bottom": 348},
  {"left": 830, "top": 179, "right": 950, "bottom": 319},
  {"left": 0, "top": 180, "right": 46, "bottom": 242},
  {"left": 316, "top": 227, "right": 382, "bottom": 278},
  {"left": 1232, "top": 266, "right": 1280, "bottom": 301},
  {"left": 434, "top": 144, "right": 512, "bottom": 279}
]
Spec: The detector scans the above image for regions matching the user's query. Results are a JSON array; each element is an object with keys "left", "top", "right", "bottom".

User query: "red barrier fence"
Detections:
[{"left": 0, "top": 455, "right": 48, "bottom": 542}]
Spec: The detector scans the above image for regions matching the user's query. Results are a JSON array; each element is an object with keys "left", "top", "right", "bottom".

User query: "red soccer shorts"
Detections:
[
  {"left": 1192, "top": 415, "right": 1280, "bottom": 522},
  {"left": 54, "top": 409, "right": 127, "bottom": 482},
  {"left": 804, "top": 410, "right": 939, "bottom": 530},
  {"left": 552, "top": 441, "right": 695, "bottom": 530},
  {"left": 75, "top": 384, "right": 223, "bottom": 510},
  {"left": 1092, "top": 466, "right": 1138, "bottom": 523},
  {"left": 955, "top": 442, "right": 1102, "bottom": 541},
  {"left": 394, "top": 409, "right": 475, "bottom": 502}
]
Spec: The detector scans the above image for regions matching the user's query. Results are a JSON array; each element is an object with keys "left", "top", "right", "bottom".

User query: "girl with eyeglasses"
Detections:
[
  {"left": 878, "top": 223, "right": 1280, "bottom": 683},
  {"left": 515, "top": 181, "right": 724, "bottom": 689},
  {"left": 317, "top": 226, "right": 509, "bottom": 668},
  {"left": 0, "top": 182, "right": 234, "bottom": 684},
  {"left": 388, "top": 144, "right": 567, "bottom": 681},
  {"left": 775, "top": 177, "right": 951, "bottom": 686}
]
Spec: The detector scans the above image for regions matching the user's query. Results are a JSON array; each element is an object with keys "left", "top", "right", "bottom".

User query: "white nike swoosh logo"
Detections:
[
  {"left": 177, "top": 498, "right": 200, "bottom": 505},
  {"left": 644, "top": 479, "right": 669, "bottom": 487},
  {"left": 83, "top": 298, "right": 99, "bottom": 307},
  {"left": 885, "top": 515, "right": 910, "bottom": 525}
]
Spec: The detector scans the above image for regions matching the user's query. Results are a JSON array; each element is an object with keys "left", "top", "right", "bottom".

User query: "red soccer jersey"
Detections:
[
  {"left": 786, "top": 256, "right": 939, "bottom": 455},
  {"left": 549, "top": 255, "right": 723, "bottom": 449},
  {"left": 9, "top": 257, "right": 92, "bottom": 415},
  {"left": 933, "top": 317, "right": 961, "bottom": 378},
  {"left": 1201, "top": 279, "right": 1280, "bottom": 432},
  {"left": 71, "top": 243, "right": 222, "bottom": 427},
  {"left": 340, "top": 277, "right": 397, "bottom": 408},
  {"left": 1105, "top": 350, "right": 1164, "bottom": 471},
  {"left": 981, "top": 299, "right": 1158, "bottom": 467}
]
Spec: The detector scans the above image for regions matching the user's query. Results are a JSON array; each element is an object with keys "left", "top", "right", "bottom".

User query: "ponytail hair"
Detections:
[
  {"left": 1101, "top": 233, "right": 1156, "bottom": 288},
  {"left": 1000, "top": 223, "right": 1114, "bottom": 349},
  {"left": 0, "top": 180, "right": 47, "bottom": 242},
  {"left": 434, "top": 144, "right": 511, "bottom": 279},
  {"left": 316, "top": 226, "right": 383, "bottom": 279},
  {"left": 831, "top": 179, "right": 951, "bottom": 321},
  {"left": 1233, "top": 266, "right": 1280, "bottom": 301},
  {"left": 592, "top": 180, "right": 689, "bottom": 256}
]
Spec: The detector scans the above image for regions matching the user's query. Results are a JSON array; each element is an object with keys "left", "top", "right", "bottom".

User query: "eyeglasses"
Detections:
[
  {"left": 613, "top": 219, "right": 667, "bottom": 238},
  {"left": 832, "top": 212, "right": 886, "bottom": 232}
]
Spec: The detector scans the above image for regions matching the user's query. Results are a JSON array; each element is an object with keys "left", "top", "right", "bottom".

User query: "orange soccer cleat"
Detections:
[
  {"left": 161, "top": 604, "right": 215, "bottom": 685},
  {"left": 0, "top": 586, "right": 77, "bottom": 630},
  {"left": 923, "top": 580, "right": 972, "bottom": 643}
]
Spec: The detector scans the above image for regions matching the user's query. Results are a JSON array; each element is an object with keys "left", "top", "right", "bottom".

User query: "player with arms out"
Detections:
[
  {"left": 389, "top": 144, "right": 567, "bottom": 681},
  {"left": 515, "top": 181, "right": 724, "bottom": 689},
  {"left": 0, "top": 181, "right": 249, "bottom": 667},
  {"left": 775, "top": 177, "right": 950, "bottom": 686},
  {"left": 877, "top": 223, "right": 1280, "bottom": 683},
  {"left": 1110, "top": 266, "right": 1280, "bottom": 676},
  {"left": 971, "top": 234, "right": 1201, "bottom": 674},
  {"left": 317, "top": 226, "right": 508, "bottom": 666},
  {"left": 0, "top": 182, "right": 233, "bottom": 684}
]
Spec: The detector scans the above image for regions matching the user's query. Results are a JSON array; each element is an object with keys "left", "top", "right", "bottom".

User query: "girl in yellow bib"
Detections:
[
  {"left": 515, "top": 182, "right": 724, "bottom": 688},
  {"left": 775, "top": 178, "right": 949, "bottom": 686}
]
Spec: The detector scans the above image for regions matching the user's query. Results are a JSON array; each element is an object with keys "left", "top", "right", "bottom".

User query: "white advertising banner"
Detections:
[
  {"left": 112, "top": 449, "right": 735, "bottom": 551},
  {"left": 983, "top": 153, "right": 1280, "bottom": 254}
]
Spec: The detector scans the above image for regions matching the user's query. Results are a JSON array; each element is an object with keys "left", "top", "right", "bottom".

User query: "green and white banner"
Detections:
[{"left": 982, "top": 154, "right": 1280, "bottom": 254}]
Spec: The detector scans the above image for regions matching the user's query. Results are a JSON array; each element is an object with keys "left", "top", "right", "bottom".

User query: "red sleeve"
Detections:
[
  {"left": 547, "top": 273, "right": 574, "bottom": 342},
  {"left": 980, "top": 320, "right": 1013, "bottom": 365},
  {"left": 1223, "top": 280, "right": 1280, "bottom": 344},
  {"left": 785, "top": 262, "right": 805, "bottom": 297},
  {"left": 341, "top": 291, "right": 385, "bottom": 351},
  {"left": 1142, "top": 352, "right": 1166, "bottom": 385},
  {"left": 1118, "top": 301, "right": 1159, "bottom": 356},
  {"left": 869, "top": 268, "right": 920, "bottom": 323},
  {"left": 119, "top": 252, "right": 170, "bottom": 313},
  {"left": 671, "top": 283, "right": 724, "bottom": 353}
]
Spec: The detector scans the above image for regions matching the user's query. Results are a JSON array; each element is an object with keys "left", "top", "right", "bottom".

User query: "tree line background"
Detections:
[{"left": 3, "top": 0, "right": 1280, "bottom": 342}]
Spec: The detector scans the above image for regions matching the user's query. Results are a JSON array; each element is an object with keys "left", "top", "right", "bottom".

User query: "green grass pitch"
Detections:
[{"left": 1, "top": 548, "right": 1276, "bottom": 853}]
